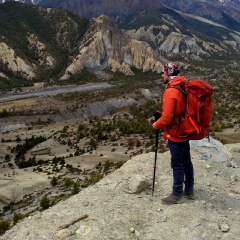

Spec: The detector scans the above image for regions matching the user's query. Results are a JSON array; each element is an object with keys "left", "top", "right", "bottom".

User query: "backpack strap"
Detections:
[{"left": 167, "top": 85, "right": 188, "bottom": 125}]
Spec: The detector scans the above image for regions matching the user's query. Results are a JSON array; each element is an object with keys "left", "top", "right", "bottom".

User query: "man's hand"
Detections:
[
  {"left": 153, "top": 111, "right": 161, "bottom": 121},
  {"left": 152, "top": 122, "right": 158, "bottom": 129},
  {"left": 152, "top": 111, "right": 161, "bottom": 129}
]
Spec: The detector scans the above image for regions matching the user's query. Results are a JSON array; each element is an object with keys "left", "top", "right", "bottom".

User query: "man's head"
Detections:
[{"left": 161, "top": 62, "right": 180, "bottom": 84}]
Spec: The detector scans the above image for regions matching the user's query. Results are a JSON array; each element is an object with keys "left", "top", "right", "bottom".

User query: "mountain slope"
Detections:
[
  {"left": 35, "top": 0, "right": 240, "bottom": 32},
  {"left": 160, "top": 0, "right": 240, "bottom": 31},
  {"left": 60, "top": 15, "right": 163, "bottom": 80},
  {"left": 0, "top": 2, "right": 89, "bottom": 84},
  {"left": 2, "top": 139, "right": 240, "bottom": 239},
  {"left": 34, "top": 0, "right": 240, "bottom": 62},
  {"left": 2, "top": 0, "right": 240, "bottom": 32},
  {"left": 38, "top": 0, "right": 164, "bottom": 20},
  {"left": 1, "top": 1, "right": 240, "bottom": 86},
  {"left": 123, "top": 6, "right": 240, "bottom": 66},
  {"left": 0, "top": 2, "right": 163, "bottom": 84}
]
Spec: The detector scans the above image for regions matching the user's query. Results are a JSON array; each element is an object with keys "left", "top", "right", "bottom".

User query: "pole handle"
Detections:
[{"left": 153, "top": 111, "right": 161, "bottom": 121}]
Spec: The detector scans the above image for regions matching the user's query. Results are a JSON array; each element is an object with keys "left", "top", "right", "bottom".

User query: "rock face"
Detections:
[
  {"left": 27, "top": 34, "right": 56, "bottom": 68},
  {"left": 0, "top": 122, "right": 26, "bottom": 133},
  {"left": 126, "top": 24, "right": 234, "bottom": 60},
  {"left": 0, "top": 3, "right": 90, "bottom": 81},
  {"left": 0, "top": 42, "right": 36, "bottom": 79},
  {"left": 61, "top": 15, "right": 163, "bottom": 79},
  {"left": 2, "top": 137, "right": 240, "bottom": 240},
  {"left": 1, "top": 3, "right": 240, "bottom": 81}
]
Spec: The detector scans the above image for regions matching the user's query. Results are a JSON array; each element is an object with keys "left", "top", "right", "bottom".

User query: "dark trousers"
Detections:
[{"left": 168, "top": 140, "right": 194, "bottom": 196}]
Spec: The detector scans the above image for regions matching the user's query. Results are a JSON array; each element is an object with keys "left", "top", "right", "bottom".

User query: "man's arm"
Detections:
[{"left": 153, "top": 90, "right": 176, "bottom": 129}]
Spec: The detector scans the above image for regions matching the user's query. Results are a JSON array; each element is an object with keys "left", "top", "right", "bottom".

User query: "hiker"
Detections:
[{"left": 152, "top": 62, "right": 194, "bottom": 204}]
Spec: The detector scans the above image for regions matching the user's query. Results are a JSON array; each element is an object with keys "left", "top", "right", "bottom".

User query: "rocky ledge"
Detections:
[{"left": 1, "top": 138, "right": 240, "bottom": 240}]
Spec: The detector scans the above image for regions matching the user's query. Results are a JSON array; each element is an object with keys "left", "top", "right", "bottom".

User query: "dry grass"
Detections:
[{"left": 215, "top": 128, "right": 240, "bottom": 143}]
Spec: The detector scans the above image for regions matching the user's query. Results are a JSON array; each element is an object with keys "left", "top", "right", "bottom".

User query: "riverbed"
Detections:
[{"left": 0, "top": 83, "right": 112, "bottom": 102}]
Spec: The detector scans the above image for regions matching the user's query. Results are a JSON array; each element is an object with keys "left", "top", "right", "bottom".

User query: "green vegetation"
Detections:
[
  {"left": 0, "top": 2, "right": 89, "bottom": 86},
  {"left": 55, "top": 68, "right": 160, "bottom": 103},
  {"left": 1, "top": 2, "right": 240, "bottom": 235},
  {"left": 71, "top": 183, "right": 80, "bottom": 195},
  {"left": 0, "top": 68, "right": 238, "bottom": 231},
  {"left": 11, "top": 136, "right": 46, "bottom": 167},
  {"left": 13, "top": 213, "right": 28, "bottom": 226},
  {"left": 0, "top": 220, "right": 10, "bottom": 235},
  {"left": 64, "top": 178, "right": 74, "bottom": 188},
  {"left": 0, "top": 76, "right": 35, "bottom": 93},
  {"left": 121, "top": 6, "right": 237, "bottom": 45},
  {"left": 210, "top": 76, "right": 240, "bottom": 132},
  {"left": 50, "top": 176, "right": 58, "bottom": 187},
  {"left": 40, "top": 195, "right": 51, "bottom": 209}
]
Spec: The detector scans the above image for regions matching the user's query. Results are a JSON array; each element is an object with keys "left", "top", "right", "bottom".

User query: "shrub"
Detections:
[
  {"left": 50, "top": 176, "right": 58, "bottom": 187},
  {"left": 0, "top": 220, "right": 10, "bottom": 234},
  {"left": 5, "top": 154, "right": 10, "bottom": 161},
  {"left": 103, "top": 160, "right": 111, "bottom": 172},
  {"left": 13, "top": 213, "right": 25, "bottom": 225},
  {"left": 40, "top": 195, "right": 51, "bottom": 209},
  {"left": 64, "top": 178, "right": 73, "bottom": 188},
  {"left": 71, "top": 183, "right": 80, "bottom": 195},
  {"left": 115, "top": 161, "right": 125, "bottom": 169}
]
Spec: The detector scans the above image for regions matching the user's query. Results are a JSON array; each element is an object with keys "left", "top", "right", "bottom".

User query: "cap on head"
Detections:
[{"left": 162, "top": 62, "right": 180, "bottom": 76}]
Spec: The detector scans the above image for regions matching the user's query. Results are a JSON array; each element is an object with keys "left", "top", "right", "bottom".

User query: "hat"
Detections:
[{"left": 162, "top": 62, "right": 180, "bottom": 76}]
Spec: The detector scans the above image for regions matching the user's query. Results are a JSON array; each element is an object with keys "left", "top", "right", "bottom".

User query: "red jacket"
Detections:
[{"left": 154, "top": 76, "right": 192, "bottom": 142}]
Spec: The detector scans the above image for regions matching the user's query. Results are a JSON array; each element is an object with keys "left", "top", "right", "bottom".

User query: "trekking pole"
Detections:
[
  {"left": 152, "top": 128, "right": 159, "bottom": 196},
  {"left": 152, "top": 111, "right": 161, "bottom": 197}
]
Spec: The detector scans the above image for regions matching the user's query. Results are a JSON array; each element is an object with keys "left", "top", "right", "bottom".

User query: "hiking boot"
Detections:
[
  {"left": 183, "top": 191, "right": 195, "bottom": 200},
  {"left": 161, "top": 194, "right": 183, "bottom": 204}
]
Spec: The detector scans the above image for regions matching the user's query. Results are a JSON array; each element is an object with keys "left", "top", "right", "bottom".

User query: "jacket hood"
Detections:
[{"left": 167, "top": 76, "right": 187, "bottom": 87}]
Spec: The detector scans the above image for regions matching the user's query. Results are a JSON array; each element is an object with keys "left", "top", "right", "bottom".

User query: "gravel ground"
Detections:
[{"left": 2, "top": 138, "right": 240, "bottom": 240}]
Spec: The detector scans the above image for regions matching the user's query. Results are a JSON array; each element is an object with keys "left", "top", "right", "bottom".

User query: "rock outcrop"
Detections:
[
  {"left": 0, "top": 42, "right": 36, "bottom": 79},
  {"left": 2, "top": 137, "right": 240, "bottom": 240},
  {"left": 61, "top": 15, "right": 163, "bottom": 79},
  {"left": 27, "top": 34, "right": 56, "bottom": 68},
  {"left": 126, "top": 25, "right": 230, "bottom": 60},
  {"left": 1, "top": 3, "right": 240, "bottom": 81}
]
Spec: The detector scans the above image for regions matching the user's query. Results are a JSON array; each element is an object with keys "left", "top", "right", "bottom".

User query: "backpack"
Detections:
[{"left": 168, "top": 79, "right": 214, "bottom": 140}]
